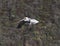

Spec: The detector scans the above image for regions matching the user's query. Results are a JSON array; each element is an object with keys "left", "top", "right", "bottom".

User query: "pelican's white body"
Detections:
[
  {"left": 23, "top": 17, "right": 39, "bottom": 25},
  {"left": 29, "top": 19, "right": 39, "bottom": 25}
]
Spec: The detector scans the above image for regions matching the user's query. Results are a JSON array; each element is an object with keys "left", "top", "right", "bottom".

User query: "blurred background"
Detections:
[{"left": 0, "top": 0, "right": 60, "bottom": 46}]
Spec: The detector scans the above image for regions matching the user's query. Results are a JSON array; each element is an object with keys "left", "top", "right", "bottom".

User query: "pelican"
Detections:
[{"left": 17, "top": 17, "right": 39, "bottom": 28}]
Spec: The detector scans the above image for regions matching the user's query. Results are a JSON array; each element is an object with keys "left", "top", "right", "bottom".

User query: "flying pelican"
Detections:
[{"left": 17, "top": 17, "right": 39, "bottom": 28}]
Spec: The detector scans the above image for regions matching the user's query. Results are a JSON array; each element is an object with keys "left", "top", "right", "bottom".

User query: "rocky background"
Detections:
[{"left": 0, "top": 0, "right": 60, "bottom": 46}]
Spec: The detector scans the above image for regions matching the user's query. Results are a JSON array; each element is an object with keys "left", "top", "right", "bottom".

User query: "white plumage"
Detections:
[
  {"left": 17, "top": 17, "right": 39, "bottom": 28},
  {"left": 29, "top": 19, "right": 39, "bottom": 25}
]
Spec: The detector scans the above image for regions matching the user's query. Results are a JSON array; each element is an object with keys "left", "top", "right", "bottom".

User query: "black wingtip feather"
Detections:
[{"left": 16, "top": 20, "right": 26, "bottom": 28}]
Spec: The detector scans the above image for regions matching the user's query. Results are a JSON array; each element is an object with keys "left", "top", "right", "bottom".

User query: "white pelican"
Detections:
[{"left": 17, "top": 17, "right": 39, "bottom": 28}]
